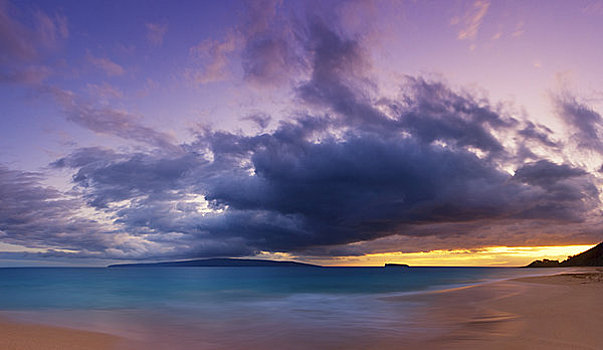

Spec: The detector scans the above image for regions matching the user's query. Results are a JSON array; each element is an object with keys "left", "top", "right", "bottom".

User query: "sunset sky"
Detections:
[{"left": 0, "top": 0, "right": 601, "bottom": 266}]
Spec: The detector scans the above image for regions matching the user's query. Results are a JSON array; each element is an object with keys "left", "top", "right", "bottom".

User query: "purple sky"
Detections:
[{"left": 0, "top": 0, "right": 602, "bottom": 266}]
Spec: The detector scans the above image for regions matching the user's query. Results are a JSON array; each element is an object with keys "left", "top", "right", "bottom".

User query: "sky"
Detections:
[{"left": 0, "top": 0, "right": 602, "bottom": 267}]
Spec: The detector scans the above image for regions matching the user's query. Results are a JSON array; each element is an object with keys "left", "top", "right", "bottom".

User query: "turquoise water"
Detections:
[
  {"left": 0, "top": 267, "right": 561, "bottom": 348},
  {"left": 0, "top": 266, "right": 551, "bottom": 309}
]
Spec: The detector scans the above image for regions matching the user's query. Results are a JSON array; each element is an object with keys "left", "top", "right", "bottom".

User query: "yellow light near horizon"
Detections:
[{"left": 317, "top": 244, "right": 596, "bottom": 267}]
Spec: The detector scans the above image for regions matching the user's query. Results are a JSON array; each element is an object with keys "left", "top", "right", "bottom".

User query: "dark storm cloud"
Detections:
[
  {"left": 0, "top": 166, "right": 108, "bottom": 251},
  {"left": 518, "top": 121, "right": 558, "bottom": 148},
  {"left": 300, "top": 217, "right": 603, "bottom": 258},
  {"left": 395, "top": 78, "right": 516, "bottom": 155},
  {"left": 296, "top": 21, "right": 389, "bottom": 130},
  {"left": 513, "top": 160, "right": 587, "bottom": 188},
  {"left": 296, "top": 23, "right": 519, "bottom": 158},
  {"left": 0, "top": 161, "right": 256, "bottom": 260},
  {"left": 515, "top": 121, "right": 560, "bottom": 161},
  {"left": 50, "top": 76, "right": 600, "bottom": 258},
  {"left": 241, "top": 113, "right": 272, "bottom": 130},
  {"left": 2, "top": 11, "right": 601, "bottom": 261},
  {"left": 53, "top": 148, "right": 202, "bottom": 208},
  {"left": 555, "top": 94, "right": 603, "bottom": 153},
  {"left": 512, "top": 160, "right": 598, "bottom": 222}
]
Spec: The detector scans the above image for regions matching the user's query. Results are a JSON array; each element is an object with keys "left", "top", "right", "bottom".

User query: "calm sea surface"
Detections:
[{"left": 0, "top": 266, "right": 564, "bottom": 349}]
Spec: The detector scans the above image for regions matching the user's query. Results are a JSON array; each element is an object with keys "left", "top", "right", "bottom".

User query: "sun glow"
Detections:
[{"left": 314, "top": 244, "right": 597, "bottom": 267}]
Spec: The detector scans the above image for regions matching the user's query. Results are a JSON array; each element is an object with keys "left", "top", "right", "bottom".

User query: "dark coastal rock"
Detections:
[
  {"left": 560, "top": 242, "right": 603, "bottom": 267},
  {"left": 526, "top": 242, "right": 603, "bottom": 267},
  {"left": 526, "top": 259, "right": 561, "bottom": 267}
]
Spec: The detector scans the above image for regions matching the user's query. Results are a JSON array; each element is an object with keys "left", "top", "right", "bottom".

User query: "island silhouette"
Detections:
[{"left": 109, "top": 258, "right": 319, "bottom": 268}]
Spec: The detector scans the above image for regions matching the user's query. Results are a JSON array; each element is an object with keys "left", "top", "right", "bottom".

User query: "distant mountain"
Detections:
[
  {"left": 108, "top": 258, "right": 319, "bottom": 268},
  {"left": 526, "top": 242, "right": 603, "bottom": 267}
]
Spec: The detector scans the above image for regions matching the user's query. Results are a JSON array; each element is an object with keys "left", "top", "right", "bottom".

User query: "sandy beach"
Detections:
[
  {"left": 0, "top": 317, "right": 123, "bottom": 350},
  {"left": 395, "top": 268, "right": 603, "bottom": 350},
  {"left": 1, "top": 268, "right": 601, "bottom": 350}
]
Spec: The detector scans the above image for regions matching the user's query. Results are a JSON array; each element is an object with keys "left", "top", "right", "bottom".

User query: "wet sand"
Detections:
[
  {"left": 1, "top": 268, "right": 601, "bottom": 349},
  {"left": 0, "top": 317, "right": 124, "bottom": 350},
  {"left": 394, "top": 268, "right": 603, "bottom": 349}
]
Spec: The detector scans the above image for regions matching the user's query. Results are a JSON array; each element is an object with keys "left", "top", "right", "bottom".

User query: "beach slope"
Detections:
[{"left": 398, "top": 269, "right": 603, "bottom": 349}]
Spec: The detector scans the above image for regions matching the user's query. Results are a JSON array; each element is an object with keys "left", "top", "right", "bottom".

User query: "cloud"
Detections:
[
  {"left": 0, "top": 165, "right": 107, "bottom": 251},
  {"left": 0, "top": 0, "right": 38, "bottom": 62},
  {"left": 512, "top": 160, "right": 598, "bottom": 222},
  {"left": 186, "top": 0, "right": 306, "bottom": 87},
  {"left": 146, "top": 22, "right": 167, "bottom": 46},
  {"left": 518, "top": 121, "right": 557, "bottom": 147},
  {"left": 46, "top": 71, "right": 600, "bottom": 259},
  {"left": 0, "top": 0, "right": 68, "bottom": 85},
  {"left": 52, "top": 148, "right": 199, "bottom": 208},
  {"left": 583, "top": 1, "right": 603, "bottom": 15},
  {"left": 452, "top": 0, "right": 490, "bottom": 41},
  {"left": 0, "top": 64, "right": 51, "bottom": 85},
  {"left": 241, "top": 113, "right": 272, "bottom": 130},
  {"left": 187, "top": 32, "right": 238, "bottom": 84},
  {"left": 2, "top": 4, "right": 601, "bottom": 261},
  {"left": 86, "top": 82, "right": 123, "bottom": 102},
  {"left": 0, "top": 162, "right": 225, "bottom": 260},
  {"left": 296, "top": 20, "right": 387, "bottom": 134},
  {"left": 239, "top": 0, "right": 305, "bottom": 86},
  {"left": 34, "top": 8, "right": 68, "bottom": 46},
  {"left": 554, "top": 94, "right": 602, "bottom": 154},
  {"left": 48, "top": 87, "right": 178, "bottom": 151},
  {"left": 87, "top": 53, "right": 125, "bottom": 76},
  {"left": 513, "top": 160, "right": 587, "bottom": 188}
]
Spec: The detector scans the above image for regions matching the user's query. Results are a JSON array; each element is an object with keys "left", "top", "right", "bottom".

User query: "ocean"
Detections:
[{"left": 0, "top": 266, "right": 564, "bottom": 349}]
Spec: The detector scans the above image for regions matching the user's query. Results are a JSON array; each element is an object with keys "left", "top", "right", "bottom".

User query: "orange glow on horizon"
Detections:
[{"left": 305, "top": 244, "right": 597, "bottom": 267}]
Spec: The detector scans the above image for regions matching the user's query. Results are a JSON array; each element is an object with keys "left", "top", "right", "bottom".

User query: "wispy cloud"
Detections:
[
  {"left": 86, "top": 82, "right": 123, "bottom": 102},
  {"left": 0, "top": 0, "right": 68, "bottom": 62},
  {"left": 146, "top": 22, "right": 167, "bottom": 46},
  {"left": 48, "top": 87, "right": 178, "bottom": 151},
  {"left": 583, "top": 0, "right": 603, "bottom": 15},
  {"left": 187, "top": 32, "right": 238, "bottom": 84},
  {"left": 0, "top": 64, "right": 51, "bottom": 84},
  {"left": 185, "top": 0, "right": 304, "bottom": 87},
  {"left": 511, "top": 20, "right": 525, "bottom": 37},
  {"left": 34, "top": 8, "right": 68, "bottom": 47},
  {"left": 0, "top": 0, "right": 68, "bottom": 85},
  {"left": 452, "top": 0, "right": 490, "bottom": 41},
  {"left": 86, "top": 52, "right": 125, "bottom": 76},
  {"left": 0, "top": 0, "right": 37, "bottom": 62}
]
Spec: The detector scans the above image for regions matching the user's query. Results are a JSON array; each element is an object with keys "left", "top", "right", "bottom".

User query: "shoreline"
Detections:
[
  {"left": 393, "top": 267, "right": 603, "bottom": 349},
  {"left": 1, "top": 268, "right": 601, "bottom": 349}
]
